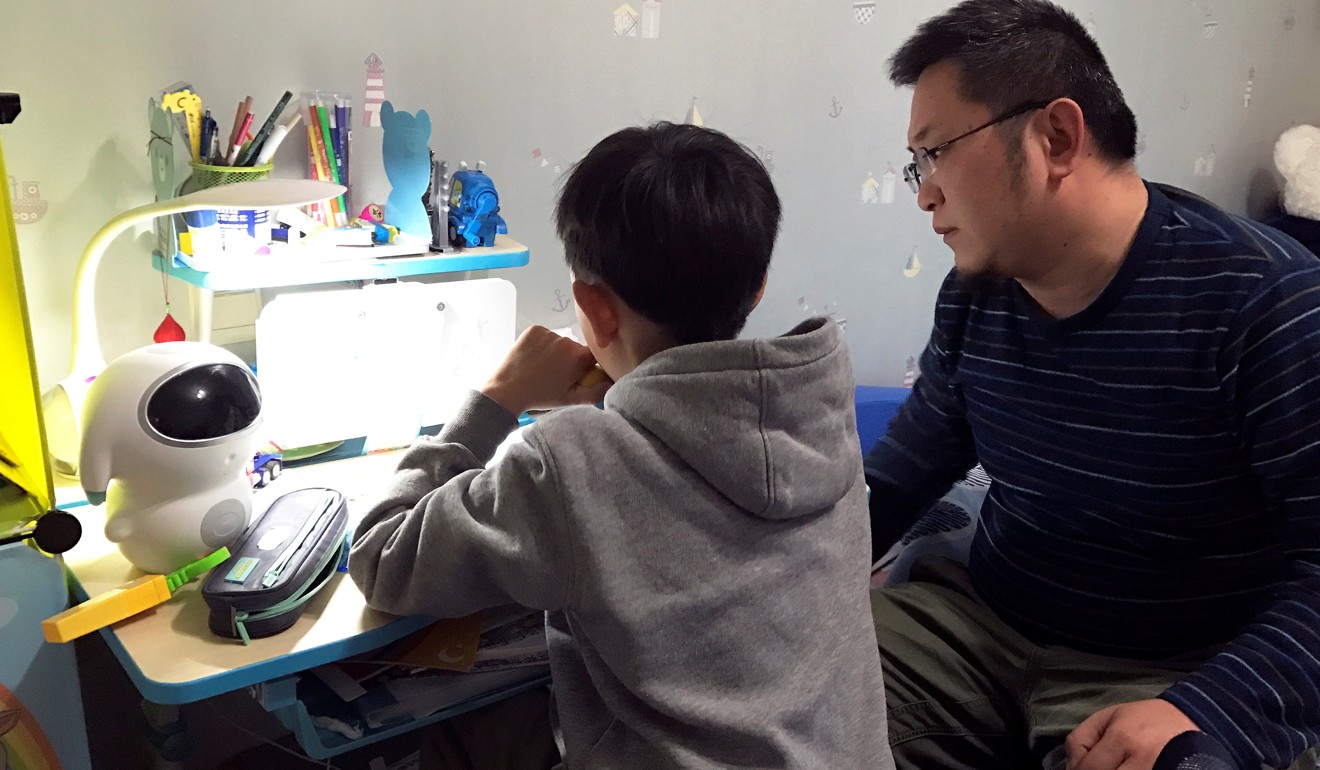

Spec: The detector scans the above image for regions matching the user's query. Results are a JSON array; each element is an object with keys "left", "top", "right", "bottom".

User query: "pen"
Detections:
[
  {"left": 254, "top": 109, "right": 302, "bottom": 165},
  {"left": 198, "top": 109, "right": 214, "bottom": 166},
  {"left": 225, "top": 97, "right": 248, "bottom": 155},
  {"left": 238, "top": 90, "right": 293, "bottom": 166},
  {"left": 225, "top": 111, "right": 253, "bottom": 166}
]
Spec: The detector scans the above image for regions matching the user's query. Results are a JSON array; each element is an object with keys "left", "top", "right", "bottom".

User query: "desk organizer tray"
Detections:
[
  {"left": 203, "top": 487, "right": 348, "bottom": 643},
  {"left": 254, "top": 667, "right": 552, "bottom": 759}
]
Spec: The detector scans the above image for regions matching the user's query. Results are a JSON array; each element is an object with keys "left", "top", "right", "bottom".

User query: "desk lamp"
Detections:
[{"left": 40, "top": 179, "right": 346, "bottom": 476}]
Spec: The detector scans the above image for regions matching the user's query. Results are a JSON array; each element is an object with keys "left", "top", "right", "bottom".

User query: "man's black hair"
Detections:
[
  {"left": 889, "top": 0, "right": 1137, "bottom": 164},
  {"left": 555, "top": 121, "right": 781, "bottom": 345}
]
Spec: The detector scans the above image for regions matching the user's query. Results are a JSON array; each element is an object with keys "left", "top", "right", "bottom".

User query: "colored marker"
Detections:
[
  {"left": 237, "top": 90, "right": 294, "bottom": 166},
  {"left": 225, "top": 111, "right": 254, "bottom": 166},
  {"left": 254, "top": 109, "right": 303, "bottom": 165}
]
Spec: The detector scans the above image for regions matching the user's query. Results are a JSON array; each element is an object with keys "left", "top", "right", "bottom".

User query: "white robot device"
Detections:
[{"left": 79, "top": 342, "right": 262, "bottom": 574}]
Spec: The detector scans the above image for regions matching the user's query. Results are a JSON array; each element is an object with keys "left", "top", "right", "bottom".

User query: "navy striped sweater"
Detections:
[{"left": 865, "top": 183, "right": 1320, "bottom": 767}]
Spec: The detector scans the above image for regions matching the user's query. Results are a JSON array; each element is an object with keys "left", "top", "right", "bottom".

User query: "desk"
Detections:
[
  {"left": 60, "top": 448, "right": 549, "bottom": 759},
  {"left": 62, "top": 452, "right": 431, "bottom": 706}
]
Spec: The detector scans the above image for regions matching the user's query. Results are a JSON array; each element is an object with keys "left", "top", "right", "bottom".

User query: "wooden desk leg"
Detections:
[
  {"left": 187, "top": 283, "right": 214, "bottom": 344},
  {"left": 142, "top": 700, "right": 192, "bottom": 769}
]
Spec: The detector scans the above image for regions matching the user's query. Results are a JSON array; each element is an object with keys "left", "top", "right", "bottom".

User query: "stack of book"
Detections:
[{"left": 300, "top": 607, "right": 551, "bottom": 739}]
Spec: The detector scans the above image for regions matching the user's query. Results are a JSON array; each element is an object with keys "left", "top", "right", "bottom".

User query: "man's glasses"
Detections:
[{"left": 902, "top": 100, "right": 1054, "bottom": 194}]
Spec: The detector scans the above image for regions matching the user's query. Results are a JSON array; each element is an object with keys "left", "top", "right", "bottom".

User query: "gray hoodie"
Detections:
[{"left": 350, "top": 317, "right": 892, "bottom": 769}]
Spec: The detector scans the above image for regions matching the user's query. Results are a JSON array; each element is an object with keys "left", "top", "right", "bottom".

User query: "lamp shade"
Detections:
[{"left": 42, "top": 179, "right": 345, "bottom": 476}]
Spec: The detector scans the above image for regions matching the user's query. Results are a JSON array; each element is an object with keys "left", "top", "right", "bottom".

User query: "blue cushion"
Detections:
[{"left": 854, "top": 386, "right": 910, "bottom": 453}]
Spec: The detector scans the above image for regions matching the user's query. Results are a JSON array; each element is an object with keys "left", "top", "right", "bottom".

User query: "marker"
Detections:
[
  {"left": 333, "top": 97, "right": 348, "bottom": 185},
  {"left": 226, "top": 97, "right": 250, "bottom": 155},
  {"left": 237, "top": 90, "right": 294, "bottom": 166},
  {"left": 198, "top": 109, "right": 214, "bottom": 166},
  {"left": 335, "top": 96, "right": 350, "bottom": 186},
  {"left": 225, "top": 111, "right": 254, "bottom": 166},
  {"left": 254, "top": 109, "right": 303, "bottom": 165}
]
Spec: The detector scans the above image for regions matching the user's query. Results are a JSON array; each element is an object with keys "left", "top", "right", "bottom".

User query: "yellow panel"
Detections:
[{"left": 0, "top": 133, "right": 54, "bottom": 519}]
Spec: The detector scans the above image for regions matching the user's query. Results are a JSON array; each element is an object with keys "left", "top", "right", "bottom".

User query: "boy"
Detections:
[{"left": 349, "top": 122, "right": 891, "bottom": 769}]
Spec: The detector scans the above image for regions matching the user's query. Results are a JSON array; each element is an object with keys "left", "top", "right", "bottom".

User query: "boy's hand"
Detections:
[{"left": 482, "top": 326, "right": 613, "bottom": 416}]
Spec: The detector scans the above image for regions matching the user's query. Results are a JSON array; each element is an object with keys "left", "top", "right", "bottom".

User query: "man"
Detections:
[{"left": 866, "top": 1, "right": 1320, "bottom": 768}]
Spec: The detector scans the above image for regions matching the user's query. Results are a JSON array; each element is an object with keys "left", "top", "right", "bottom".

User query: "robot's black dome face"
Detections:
[{"left": 146, "top": 364, "right": 260, "bottom": 441}]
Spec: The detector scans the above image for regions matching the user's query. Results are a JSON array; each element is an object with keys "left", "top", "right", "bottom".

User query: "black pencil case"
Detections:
[{"left": 202, "top": 487, "right": 348, "bottom": 644}]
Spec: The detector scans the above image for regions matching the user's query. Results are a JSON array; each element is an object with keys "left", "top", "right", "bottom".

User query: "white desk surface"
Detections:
[{"left": 60, "top": 451, "right": 433, "bottom": 705}]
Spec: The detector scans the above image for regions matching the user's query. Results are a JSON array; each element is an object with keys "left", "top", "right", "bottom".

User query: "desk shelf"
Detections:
[
  {"left": 256, "top": 668, "right": 551, "bottom": 759},
  {"left": 152, "top": 235, "right": 530, "bottom": 292}
]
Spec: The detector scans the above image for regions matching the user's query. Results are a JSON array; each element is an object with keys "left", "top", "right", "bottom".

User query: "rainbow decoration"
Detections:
[{"left": 0, "top": 682, "right": 61, "bottom": 770}]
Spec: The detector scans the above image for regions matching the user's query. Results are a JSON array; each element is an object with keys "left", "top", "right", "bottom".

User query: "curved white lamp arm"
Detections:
[
  {"left": 50, "top": 178, "right": 345, "bottom": 477},
  {"left": 68, "top": 199, "right": 192, "bottom": 376},
  {"left": 69, "top": 179, "right": 346, "bottom": 376}
]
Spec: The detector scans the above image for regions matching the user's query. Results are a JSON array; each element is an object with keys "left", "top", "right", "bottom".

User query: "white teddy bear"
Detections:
[{"left": 1275, "top": 124, "right": 1320, "bottom": 221}]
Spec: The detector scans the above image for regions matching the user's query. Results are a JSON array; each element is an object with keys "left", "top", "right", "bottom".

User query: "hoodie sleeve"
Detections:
[
  {"left": 864, "top": 271, "right": 979, "bottom": 560},
  {"left": 349, "top": 390, "right": 574, "bottom": 618}
]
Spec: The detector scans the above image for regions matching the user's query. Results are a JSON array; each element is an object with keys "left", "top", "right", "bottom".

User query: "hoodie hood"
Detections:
[{"left": 604, "top": 317, "right": 860, "bottom": 520}]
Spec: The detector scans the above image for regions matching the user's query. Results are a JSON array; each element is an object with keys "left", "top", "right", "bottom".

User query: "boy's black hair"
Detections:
[
  {"left": 555, "top": 122, "right": 781, "bottom": 345},
  {"left": 888, "top": 0, "right": 1137, "bottom": 165}
]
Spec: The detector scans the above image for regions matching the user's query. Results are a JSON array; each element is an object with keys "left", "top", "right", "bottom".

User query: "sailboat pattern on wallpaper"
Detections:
[{"left": 7, "top": 178, "right": 45, "bottom": 225}]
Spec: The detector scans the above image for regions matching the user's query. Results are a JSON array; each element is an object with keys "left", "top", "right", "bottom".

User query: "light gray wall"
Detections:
[{"left": 5, "top": 0, "right": 1319, "bottom": 391}]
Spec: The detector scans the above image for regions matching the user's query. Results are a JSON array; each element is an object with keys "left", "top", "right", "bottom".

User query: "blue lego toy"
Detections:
[
  {"left": 446, "top": 169, "right": 507, "bottom": 248},
  {"left": 247, "top": 451, "right": 283, "bottom": 489}
]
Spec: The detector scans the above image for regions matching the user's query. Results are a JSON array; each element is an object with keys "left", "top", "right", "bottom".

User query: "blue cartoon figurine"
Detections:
[
  {"left": 379, "top": 101, "right": 432, "bottom": 239},
  {"left": 447, "top": 168, "right": 507, "bottom": 248}
]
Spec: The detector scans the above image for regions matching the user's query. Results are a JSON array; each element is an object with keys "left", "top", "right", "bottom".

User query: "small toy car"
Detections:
[
  {"left": 248, "top": 451, "right": 283, "bottom": 489},
  {"left": 447, "top": 169, "right": 507, "bottom": 248}
]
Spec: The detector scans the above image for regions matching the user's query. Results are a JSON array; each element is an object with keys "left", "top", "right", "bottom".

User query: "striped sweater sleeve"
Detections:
[
  {"left": 1161, "top": 265, "right": 1320, "bottom": 768},
  {"left": 864, "top": 273, "right": 979, "bottom": 558}
]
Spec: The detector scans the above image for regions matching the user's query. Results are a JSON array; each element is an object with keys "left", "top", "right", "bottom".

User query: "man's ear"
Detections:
[
  {"left": 572, "top": 280, "right": 620, "bottom": 348},
  {"left": 1036, "top": 97, "right": 1087, "bottom": 180}
]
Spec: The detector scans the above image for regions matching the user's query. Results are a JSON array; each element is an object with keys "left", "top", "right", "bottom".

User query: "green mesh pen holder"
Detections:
[{"left": 189, "top": 162, "right": 273, "bottom": 191}]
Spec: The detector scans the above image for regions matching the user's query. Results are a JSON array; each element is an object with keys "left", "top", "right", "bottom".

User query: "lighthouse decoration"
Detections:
[{"left": 364, "top": 53, "right": 386, "bottom": 128}]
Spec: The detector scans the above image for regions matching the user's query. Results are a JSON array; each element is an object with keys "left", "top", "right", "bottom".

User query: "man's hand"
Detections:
[
  {"left": 482, "top": 326, "right": 613, "bottom": 416},
  {"left": 1066, "top": 699, "right": 1200, "bottom": 770}
]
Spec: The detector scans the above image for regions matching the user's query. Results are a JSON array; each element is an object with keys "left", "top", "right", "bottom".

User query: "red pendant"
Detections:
[{"left": 153, "top": 312, "right": 186, "bottom": 343}]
